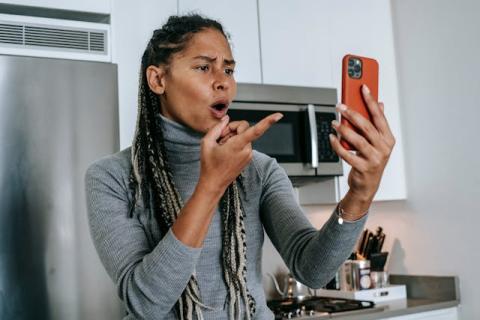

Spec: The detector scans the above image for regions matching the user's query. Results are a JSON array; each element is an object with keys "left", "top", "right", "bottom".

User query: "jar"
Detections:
[{"left": 342, "top": 260, "right": 371, "bottom": 291}]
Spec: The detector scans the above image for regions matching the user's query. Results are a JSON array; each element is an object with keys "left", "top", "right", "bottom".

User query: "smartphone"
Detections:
[{"left": 340, "top": 54, "right": 379, "bottom": 151}]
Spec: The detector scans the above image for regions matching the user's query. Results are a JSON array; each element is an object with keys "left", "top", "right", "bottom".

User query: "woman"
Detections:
[{"left": 85, "top": 14, "right": 395, "bottom": 320}]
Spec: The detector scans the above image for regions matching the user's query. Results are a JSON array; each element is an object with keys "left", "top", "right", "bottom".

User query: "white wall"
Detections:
[
  {"left": 262, "top": 0, "right": 480, "bottom": 318},
  {"left": 387, "top": 1, "right": 480, "bottom": 318}
]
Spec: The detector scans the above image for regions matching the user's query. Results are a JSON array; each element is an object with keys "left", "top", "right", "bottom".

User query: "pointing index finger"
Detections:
[{"left": 237, "top": 113, "right": 283, "bottom": 145}]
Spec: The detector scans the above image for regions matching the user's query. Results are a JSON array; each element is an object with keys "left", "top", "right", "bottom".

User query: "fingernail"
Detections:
[
  {"left": 221, "top": 115, "right": 229, "bottom": 122},
  {"left": 331, "top": 120, "right": 339, "bottom": 128},
  {"left": 336, "top": 104, "right": 347, "bottom": 112},
  {"left": 274, "top": 113, "right": 283, "bottom": 121},
  {"left": 329, "top": 133, "right": 335, "bottom": 141},
  {"left": 362, "top": 84, "right": 370, "bottom": 94}
]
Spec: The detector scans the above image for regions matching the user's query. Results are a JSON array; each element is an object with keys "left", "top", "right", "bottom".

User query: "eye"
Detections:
[
  {"left": 196, "top": 65, "right": 209, "bottom": 72},
  {"left": 225, "top": 68, "right": 235, "bottom": 76}
]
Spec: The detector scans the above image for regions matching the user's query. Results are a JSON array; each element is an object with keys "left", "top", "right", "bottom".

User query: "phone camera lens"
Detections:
[
  {"left": 348, "top": 70, "right": 354, "bottom": 77},
  {"left": 354, "top": 65, "right": 361, "bottom": 73},
  {"left": 348, "top": 59, "right": 355, "bottom": 67}
]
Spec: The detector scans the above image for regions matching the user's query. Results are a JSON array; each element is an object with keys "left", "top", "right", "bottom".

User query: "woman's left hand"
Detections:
[{"left": 329, "top": 85, "right": 396, "bottom": 215}]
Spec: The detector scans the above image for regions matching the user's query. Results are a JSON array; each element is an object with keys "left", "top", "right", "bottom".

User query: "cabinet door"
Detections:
[
  {"left": 328, "top": 0, "right": 407, "bottom": 201},
  {"left": 1, "top": 0, "right": 111, "bottom": 13},
  {"left": 258, "top": 0, "right": 334, "bottom": 87},
  {"left": 179, "top": 0, "right": 262, "bottom": 83},
  {"left": 111, "top": 0, "right": 177, "bottom": 149}
]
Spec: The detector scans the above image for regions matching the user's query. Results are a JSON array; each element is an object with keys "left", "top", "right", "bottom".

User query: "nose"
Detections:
[
  {"left": 213, "top": 69, "right": 229, "bottom": 91},
  {"left": 214, "top": 81, "right": 225, "bottom": 91}
]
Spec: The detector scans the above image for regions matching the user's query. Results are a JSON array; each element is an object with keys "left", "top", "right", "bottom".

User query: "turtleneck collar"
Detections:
[{"left": 158, "top": 113, "right": 203, "bottom": 162}]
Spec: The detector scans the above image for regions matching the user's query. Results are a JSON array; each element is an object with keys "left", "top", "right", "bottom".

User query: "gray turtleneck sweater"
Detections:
[{"left": 85, "top": 115, "right": 367, "bottom": 320}]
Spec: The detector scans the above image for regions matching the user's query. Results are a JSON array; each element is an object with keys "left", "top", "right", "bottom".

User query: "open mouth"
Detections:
[
  {"left": 209, "top": 102, "right": 229, "bottom": 118},
  {"left": 212, "top": 103, "right": 227, "bottom": 111}
]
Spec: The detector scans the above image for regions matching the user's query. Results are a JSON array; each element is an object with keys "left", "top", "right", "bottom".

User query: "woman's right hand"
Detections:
[
  {"left": 198, "top": 113, "right": 283, "bottom": 194},
  {"left": 172, "top": 113, "right": 282, "bottom": 248}
]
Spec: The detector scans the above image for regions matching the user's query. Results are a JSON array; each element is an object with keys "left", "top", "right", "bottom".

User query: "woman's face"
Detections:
[{"left": 151, "top": 28, "right": 237, "bottom": 134}]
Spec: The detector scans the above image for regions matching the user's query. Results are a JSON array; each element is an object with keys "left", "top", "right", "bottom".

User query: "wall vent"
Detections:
[
  {"left": 0, "top": 13, "right": 110, "bottom": 62},
  {"left": 0, "top": 23, "right": 23, "bottom": 45},
  {"left": 0, "top": 21, "right": 106, "bottom": 54}
]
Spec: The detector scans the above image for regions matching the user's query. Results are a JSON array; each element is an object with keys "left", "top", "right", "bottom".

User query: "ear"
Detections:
[{"left": 146, "top": 65, "right": 167, "bottom": 95}]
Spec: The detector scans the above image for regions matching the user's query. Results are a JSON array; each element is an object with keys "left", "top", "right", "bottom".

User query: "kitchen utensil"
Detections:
[
  {"left": 358, "top": 229, "right": 368, "bottom": 254},
  {"left": 370, "top": 271, "right": 389, "bottom": 288},
  {"left": 358, "top": 226, "right": 387, "bottom": 259},
  {"left": 363, "top": 233, "right": 374, "bottom": 258},
  {"left": 342, "top": 260, "right": 371, "bottom": 291},
  {"left": 268, "top": 273, "right": 312, "bottom": 301},
  {"left": 377, "top": 233, "right": 385, "bottom": 252},
  {"left": 370, "top": 252, "right": 389, "bottom": 271}
]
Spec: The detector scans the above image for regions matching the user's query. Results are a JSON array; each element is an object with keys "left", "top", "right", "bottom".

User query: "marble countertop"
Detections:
[{"left": 324, "top": 274, "right": 460, "bottom": 320}]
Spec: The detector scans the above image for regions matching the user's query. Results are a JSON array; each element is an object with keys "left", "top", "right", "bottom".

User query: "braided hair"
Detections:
[{"left": 129, "top": 14, "right": 256, "bottom": 319}]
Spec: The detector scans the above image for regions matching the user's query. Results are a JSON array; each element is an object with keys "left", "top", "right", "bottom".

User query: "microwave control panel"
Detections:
[{"left": 316, "top": 112, "right": 340, "bottom": 163}]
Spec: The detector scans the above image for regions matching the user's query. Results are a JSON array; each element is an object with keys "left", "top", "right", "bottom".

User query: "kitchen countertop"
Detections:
[{"left": 322, "top": 274, "right": 460, "bottom": 319}]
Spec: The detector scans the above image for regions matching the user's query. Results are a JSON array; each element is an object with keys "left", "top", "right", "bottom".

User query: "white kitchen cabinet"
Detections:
[
  {"left": 110, "top": 0, "right": 407, "bottom": 200},
  {"left": 111, "top": 0, "right": 177, "bottom": 149},
  {"left": 1, "top": 0, "right": 111, "bottom": 14},
  {"left": 381, "top": 307, "right": 458, "bottom": 320},
  {"left": 259, "top": 0, "right": 407, "bottom": 201},
  {"left": 178, "top": 0, "right": 262, "bottom": 84},
  {"left": 257, "top": 0, "right": 334, "bottom": 87}
]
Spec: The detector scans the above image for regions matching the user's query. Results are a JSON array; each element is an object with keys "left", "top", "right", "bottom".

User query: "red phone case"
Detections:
[{"left": 340, "top": 54, "right": 379, "bottom": 151}]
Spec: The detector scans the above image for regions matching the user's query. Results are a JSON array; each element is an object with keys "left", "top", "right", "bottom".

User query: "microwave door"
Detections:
[{"left": 228, "top": 106, "right": 316, "bottom": 176}]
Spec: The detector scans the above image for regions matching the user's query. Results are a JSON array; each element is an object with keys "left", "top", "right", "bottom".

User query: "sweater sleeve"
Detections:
[
  {"left": 255, "top": 152, "right": 368, "bottom": 289},
  {"left": 84, "top": 159, "right": 202, "bottom": 319}
]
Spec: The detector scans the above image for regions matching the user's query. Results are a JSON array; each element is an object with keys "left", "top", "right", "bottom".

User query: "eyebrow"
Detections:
[{"left": 192, "top": 55, "right": 236, "bottom": 66}]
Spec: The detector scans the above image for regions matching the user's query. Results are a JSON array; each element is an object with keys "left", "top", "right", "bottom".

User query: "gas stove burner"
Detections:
[{"left": 267, "top": 296, "right": 375, "bottom": 319}]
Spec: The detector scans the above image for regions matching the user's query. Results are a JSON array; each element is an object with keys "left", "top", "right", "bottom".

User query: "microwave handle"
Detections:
[{"left": 307, "top": 104, "right": 318, "bottom": 168}]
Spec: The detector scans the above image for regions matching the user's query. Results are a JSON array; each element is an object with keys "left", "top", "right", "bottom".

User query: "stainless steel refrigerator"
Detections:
[{"left": 0, "top": 54, "right": 123, "bottom": 319}]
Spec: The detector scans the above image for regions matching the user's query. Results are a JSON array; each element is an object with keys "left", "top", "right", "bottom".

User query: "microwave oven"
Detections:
[{"left": 229, "top": 83, "right": 343, "bottom": 186}]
